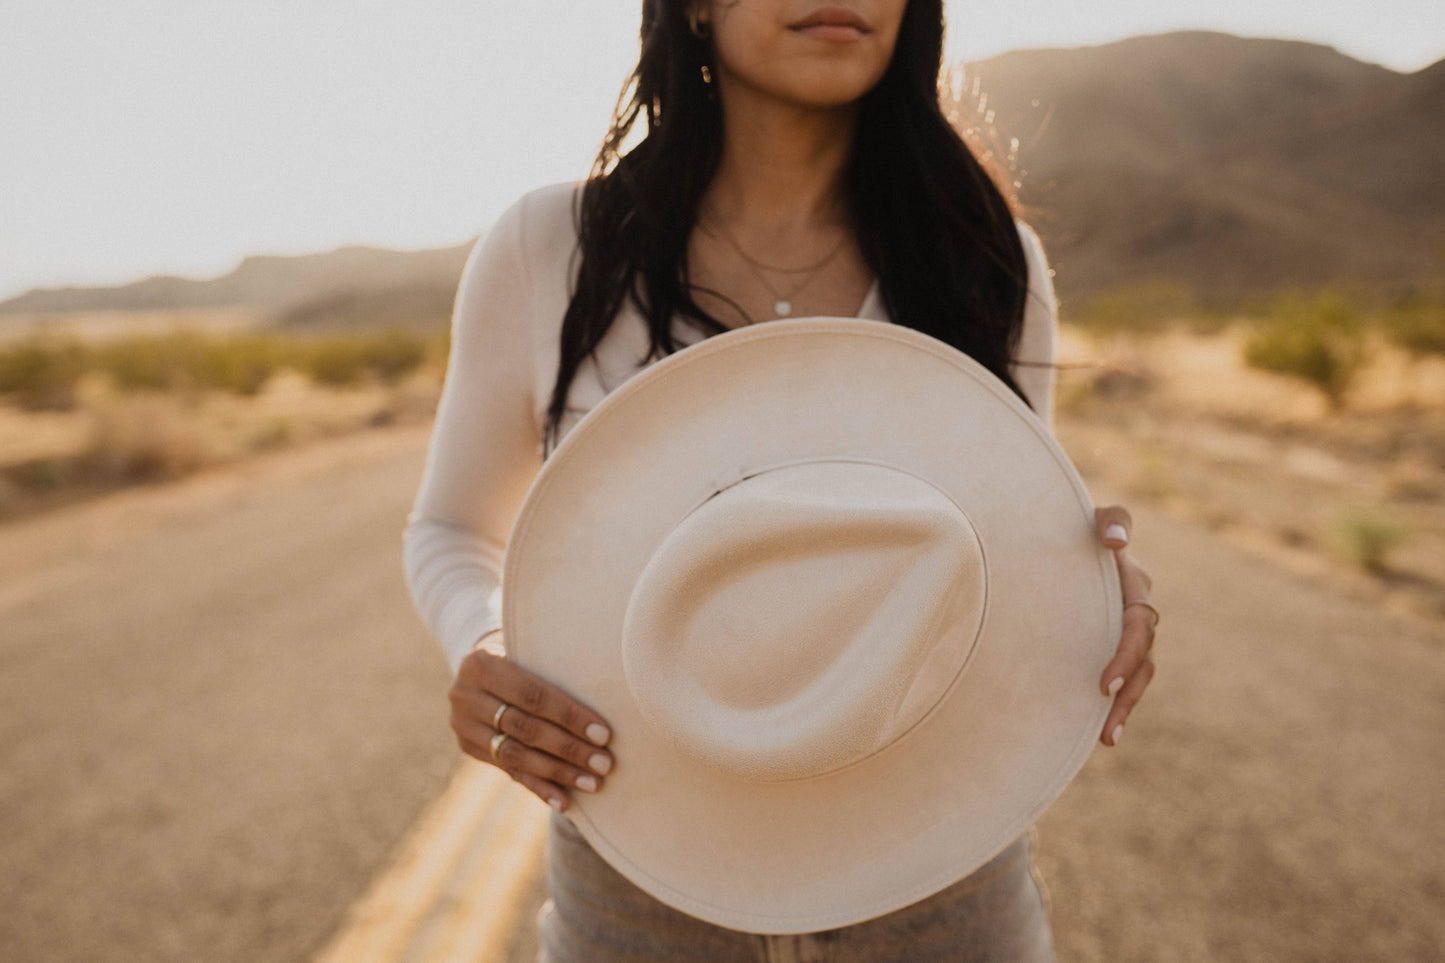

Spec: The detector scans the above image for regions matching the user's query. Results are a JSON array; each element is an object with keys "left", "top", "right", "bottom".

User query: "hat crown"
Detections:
[{"left": 622, "top": 459, "right": 987, "bottom": 782}]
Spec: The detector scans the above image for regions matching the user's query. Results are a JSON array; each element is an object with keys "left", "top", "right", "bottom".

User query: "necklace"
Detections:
[{"left": 697, "top": 213, "right": 849, "bottom": 320}]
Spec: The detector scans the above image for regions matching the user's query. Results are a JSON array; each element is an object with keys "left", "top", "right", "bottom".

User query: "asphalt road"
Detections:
[
  {"left": 1, "top": 423, "right": 1442, "bottom": 961},
  {"left": 0, "top": 427, "right": 459, "bottom": 962}
]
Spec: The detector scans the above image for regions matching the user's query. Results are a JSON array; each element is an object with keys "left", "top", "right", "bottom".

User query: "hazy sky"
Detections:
[{"left": 2, "top": 1, "right": 1440, "bottom": 301}]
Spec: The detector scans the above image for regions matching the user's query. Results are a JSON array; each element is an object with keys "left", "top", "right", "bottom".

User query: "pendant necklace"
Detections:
[{"left": 698, "top": 212, "right": 849, "bottom": 320}]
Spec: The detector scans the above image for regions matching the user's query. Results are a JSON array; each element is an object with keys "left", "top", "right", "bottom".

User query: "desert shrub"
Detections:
[
  {"left": 0, "top": 334, "right": 89, "bottom": 410},
  {"left": 1331, "top": 508, "right": 1411, "bottom": 574},
  {"left": 1074, "top": 280, "right": 1199, "bottom": 339},
  {"left": 299, "top": 336, "right": 369, "bottom": 386},
  {"left": 417, "top": 325, "right": 452, "bottom": 376},
  {"left": 1383, "top": 294, "right": 1445, "bottom": 358},
  {"left": 95, "top": 328, "right": 286, "bottom": 396},
  {"left": 358, "top": 328, "right": 427, "bottom": 384},
  {"left": 8, "top": 327, "right": 432, "bottom": 403},
  {"left": 196, "top": 333, "right": 284, "bottom": 395},
  {"left": 95, "top": 329, "right": 211, "bottom": 392},
  {"left": 292, "top": 329, "right": 429, "bottom": 387},
  {"left": 1242, "top": 291, "right": 1368, "bottom": 408},
  {"left": 431, "top": 325, "right": 451, "bottom": 361}
]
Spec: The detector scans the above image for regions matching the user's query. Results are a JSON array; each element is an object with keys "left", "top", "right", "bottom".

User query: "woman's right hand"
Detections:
[{"left": 448, "top": 630, "right": 615, "bottom": 812}]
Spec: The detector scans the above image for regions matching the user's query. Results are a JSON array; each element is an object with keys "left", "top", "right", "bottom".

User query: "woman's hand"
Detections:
[
  {"left": 448, "top": 630, "right": 615, "bottom": 812},
  {"left": 1093, "top": 505, "right": 1158, "bottom": 748}
]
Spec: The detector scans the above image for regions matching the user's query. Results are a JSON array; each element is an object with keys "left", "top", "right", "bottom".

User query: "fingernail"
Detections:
[
  {"left": 575, "top": 774, "right": 599, "bottom": 792},
  {"left": 586, "top": 723, "right": 611, "bottom": 746},
  {"left": 1105, "top": 524, "right": 1128, "bottom": 545},
  {"left": 1107, "top": 676, "right": 1125, "bottom": 697},
  {"left": 589, "top": 752, "right": 612, "bottom": 775},
  {"left": 548, "top": 797, "right": 564, "bottom": 813},
  {"left": 1111, "top": 723, "right": 1124, "bottom": 746}
]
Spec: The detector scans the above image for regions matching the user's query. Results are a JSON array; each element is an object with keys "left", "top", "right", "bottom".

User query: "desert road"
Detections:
[{"left": 0, "top": 424, "right": 1441, "bottom": 962}]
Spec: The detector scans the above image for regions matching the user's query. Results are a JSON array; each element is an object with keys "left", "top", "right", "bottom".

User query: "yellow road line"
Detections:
[
  {"left": 420, "top": 785, "right": 550, "bottom": 962},
  {"left": 314, "top": 760, "right": 549, "bottom": 963}
]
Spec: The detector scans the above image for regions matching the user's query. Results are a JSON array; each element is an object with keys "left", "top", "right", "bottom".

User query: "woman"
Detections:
[{"left": 403, "top": 1, "right": 1159, "bottom": 958}]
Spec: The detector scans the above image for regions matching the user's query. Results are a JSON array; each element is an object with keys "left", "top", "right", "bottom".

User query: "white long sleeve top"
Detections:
[{"left": 401, "top": 181, "right": 1060, "bottom": 677}]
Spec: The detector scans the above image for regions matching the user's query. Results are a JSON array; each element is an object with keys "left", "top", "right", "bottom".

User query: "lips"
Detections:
[{"left": 788, "top": 7, "right": 872, "bottom": 36}]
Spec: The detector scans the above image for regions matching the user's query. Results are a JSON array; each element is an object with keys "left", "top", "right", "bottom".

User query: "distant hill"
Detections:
[
  {"left": 0, "top": 243, "right": 472, "bottom": 325},
  {"left": 3, "top": 30, "right": 1441, "bottom": 320},
  {"left": 970, "top": 31, "right": 1445, "bottom": 301}
]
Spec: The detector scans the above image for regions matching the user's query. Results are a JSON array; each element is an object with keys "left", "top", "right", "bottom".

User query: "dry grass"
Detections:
[
  {"left": 0, "top": 321, "right": 444, "bottom": 410},
  {"left": 0, "top": 363, "right": 443, "bottom": 522},
  {"left": 0, "top": 316, "right": 449, "bottom": 523}
]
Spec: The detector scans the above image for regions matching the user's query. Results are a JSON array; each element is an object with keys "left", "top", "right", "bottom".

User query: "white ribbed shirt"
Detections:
[{"left": 401, "top": 181, "right": 1060, "bottom": 676}]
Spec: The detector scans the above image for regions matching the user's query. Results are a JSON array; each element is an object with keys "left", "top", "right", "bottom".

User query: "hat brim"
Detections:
[{"left": 504, "top": 317, "right": 1119, "bottom": 933}]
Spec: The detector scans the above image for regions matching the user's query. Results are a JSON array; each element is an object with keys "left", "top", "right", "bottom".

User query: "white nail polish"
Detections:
[
  {"left": 1108, "top": 676, "right": 1125, "bottom": 697},
  {"left": 575, "top": 774, "right": 599, "bottom": 792},
  {"left": 589, "top": 752, "right": 612, "bottom": 775},
  {"left": 586, "top": 723, "right": 611, "bottom": 746},
  {"left": 1105, "top": 523, "right": 1128, "bottom": 544},
  {"left": 548, "top": 797, "right": 563, "bottom": 813},
  {"left": 1111, "top": 724, "right": 1124, "bottom": 746}
]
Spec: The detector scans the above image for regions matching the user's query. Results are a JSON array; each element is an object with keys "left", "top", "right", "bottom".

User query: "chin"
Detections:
[{"left": 768, "top": 60, "right": 889, "bottom": 109}]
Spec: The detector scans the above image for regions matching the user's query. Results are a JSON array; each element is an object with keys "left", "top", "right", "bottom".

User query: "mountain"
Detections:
[
  {"left": 0, "top": 243, "right": 472, "bottom": 323},
  {"left": 968, "top": 31, "right": 1445, "bottom": 300},
  {"left": 3, "top": 30, "right": 1441, "bottom": 319}
]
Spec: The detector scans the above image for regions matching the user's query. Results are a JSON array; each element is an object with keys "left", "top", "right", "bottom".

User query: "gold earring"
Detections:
[{"left": 700, "top": 64, "right": 712, "bottom": 84}]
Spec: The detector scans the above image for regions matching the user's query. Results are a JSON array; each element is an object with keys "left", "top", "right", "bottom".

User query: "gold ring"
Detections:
[
  {"left": 492, "top": 701, "right": 510, "bottom": 730},
  {"left": 489, "top": 732, "right": 510, "bottom": 762},
  {"left": 1123, "top": 598, "right": 1161, "bottom": 628}
]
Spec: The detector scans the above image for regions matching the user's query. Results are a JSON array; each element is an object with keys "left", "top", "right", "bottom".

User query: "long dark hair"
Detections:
[{"left": 542, "top": 0, "right": 1030, "bottom": 457}]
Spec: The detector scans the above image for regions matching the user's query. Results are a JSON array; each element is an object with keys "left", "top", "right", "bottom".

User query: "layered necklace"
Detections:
[{"left": 696, "top": 211, "right": 849, "bottom": 321}]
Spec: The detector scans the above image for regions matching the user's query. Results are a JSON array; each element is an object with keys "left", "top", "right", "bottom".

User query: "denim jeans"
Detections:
[{"left": 536, "top": 810, "right": 1055, "bottom": 962}]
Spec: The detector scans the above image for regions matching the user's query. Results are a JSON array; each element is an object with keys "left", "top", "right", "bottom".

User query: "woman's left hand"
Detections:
[{"left": 1093, "top": 504, "right": 1158, "bottom": 748}]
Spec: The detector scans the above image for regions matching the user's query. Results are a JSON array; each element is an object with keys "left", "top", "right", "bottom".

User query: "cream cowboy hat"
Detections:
[{"left": 502, "top": 317, "right": 1120, "bottom": 934}]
